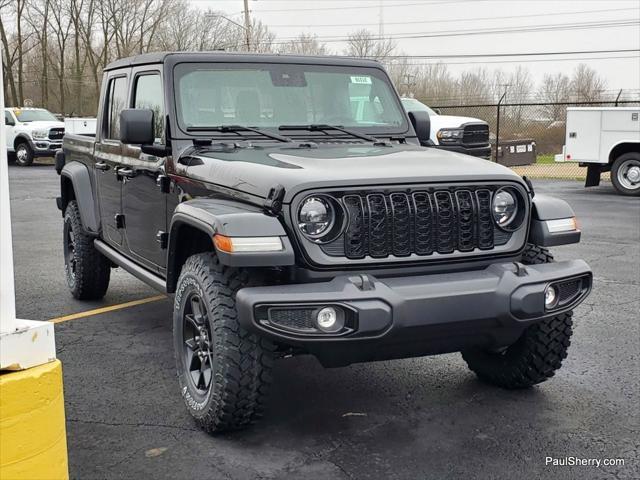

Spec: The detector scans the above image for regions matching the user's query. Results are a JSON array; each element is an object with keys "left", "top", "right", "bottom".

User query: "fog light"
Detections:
[
  {"left": 316, "top": 307, "right": 344, "bottom": 332},
  {"left": 545, "top": 285, "right": 558, "bottom": 309}
]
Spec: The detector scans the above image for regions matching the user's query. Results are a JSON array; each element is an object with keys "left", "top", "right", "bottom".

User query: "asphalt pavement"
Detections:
[{"left": 8, "top": 163, "right": 640, "bottom": 480}]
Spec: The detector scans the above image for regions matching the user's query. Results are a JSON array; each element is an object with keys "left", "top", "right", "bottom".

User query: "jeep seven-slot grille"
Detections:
[{"left": 328, "top": 187, "right": 502, "bottom": 260}]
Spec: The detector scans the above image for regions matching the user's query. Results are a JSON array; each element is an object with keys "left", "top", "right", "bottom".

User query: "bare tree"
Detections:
[
  {"left": 570, "top": 63, "right": 606, "bottom": 102},
  {"left": 537, "top": 72, "right": 570, "bottom": 120},
  {"left": 345, "top": 29, "right": 396, "bottom": 61},
  {"left": 278, "top": 33, "right": 330, "bottom": 56}
]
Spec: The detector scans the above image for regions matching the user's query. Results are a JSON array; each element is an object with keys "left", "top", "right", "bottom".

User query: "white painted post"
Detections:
[
  {"left": 0, "top": 52, "right": 17, "bottom": 333},
  {"left": 0, "top": 56, "right": 57, "bottom": 370}
]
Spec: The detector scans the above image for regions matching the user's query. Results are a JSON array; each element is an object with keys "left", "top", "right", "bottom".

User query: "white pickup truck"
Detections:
[
  {"left": 401, "top": 97, "right": 491, "bottom": 159},
  {"left": 4, "top": 107, "right": 65, "bottom": 166},
  {"left": 559, "top": 107, "right": 640, "bottom": 196}
]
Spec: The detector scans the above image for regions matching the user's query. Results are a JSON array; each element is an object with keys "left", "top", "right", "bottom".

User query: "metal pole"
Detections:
[
  {"left": 494, "top": 87, "right": 509, "bottom": 163},
  {"left": 243, "top": 0, "right": 251, "bottom": 51},
  {"left": 0, "top": 52, "right": 18, "bottom": 332},
  {"left": 615, "top": 89, "right": 623, "bottom": 106}
]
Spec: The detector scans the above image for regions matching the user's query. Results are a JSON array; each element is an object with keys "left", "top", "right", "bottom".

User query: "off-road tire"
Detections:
[
  {"left": 173, "top": 253, "right": 275, "bottom": 433},
  {"left": 462, "top": 244, "right": 573, "bottom": 389},
  {"left": 63, "top": 200, "right": 111, "bottom": 299},
  {"left": 611, "top": 152, "right": 640, "bottom": 196},
  {"left": 15, "top": 141, "right": 34, "bottom": 166}
]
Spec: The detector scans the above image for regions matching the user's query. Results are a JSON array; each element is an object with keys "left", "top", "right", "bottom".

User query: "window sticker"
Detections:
[{"left": 350, "top": 76, "right": 372, "bottom": 85}]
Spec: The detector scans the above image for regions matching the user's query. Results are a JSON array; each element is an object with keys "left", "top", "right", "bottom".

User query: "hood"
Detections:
[
  {"left": 183, "top": 143, "right": 524, "bottom": 202},
  {"left": 431, "top": 114, "right": 486, "bottom": 128},
  {"left": 20, "top": 120, "right": 65, "bottom": 130}
]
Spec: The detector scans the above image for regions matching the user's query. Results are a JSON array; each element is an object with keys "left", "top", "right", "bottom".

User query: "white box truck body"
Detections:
[{"left": 560, "top": 107, "right": 640, "bottom": 195}]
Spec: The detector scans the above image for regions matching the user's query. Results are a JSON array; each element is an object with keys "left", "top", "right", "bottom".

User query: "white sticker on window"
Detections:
[{"left": 350, "top": 76, "right": 372, "bottom": 85}]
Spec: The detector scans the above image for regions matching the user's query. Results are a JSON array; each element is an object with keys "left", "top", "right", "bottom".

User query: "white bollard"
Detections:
[{"left": 0, "top": 58, "right": 57, "bottom": 370}]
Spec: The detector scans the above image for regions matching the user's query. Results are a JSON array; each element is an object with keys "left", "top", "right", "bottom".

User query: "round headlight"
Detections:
[
  {"left": 492, "top": 189, "right": 518, "bottom": 228},
  {"left": 298, "top": 196, "right": 334, "bottom": 238}
]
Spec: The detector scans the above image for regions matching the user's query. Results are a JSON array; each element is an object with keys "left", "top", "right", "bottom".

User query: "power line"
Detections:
[
  {"left": 266, "top": 19, "right": 639, "bottom": 43},
  {"left": 267, "top": 7, "right": 640, "bottom": 28},
  {"left": 380, "top": 48, "right": 640, "bottom": 59},
  {"left": 384, "top": 54, "right": 640, "bottom": 66},
  {"left": 234, "top": 0, "right": 484, "bottom": 13}
]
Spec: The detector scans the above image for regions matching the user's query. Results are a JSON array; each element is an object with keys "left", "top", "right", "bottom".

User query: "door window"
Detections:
[
  {"left": 133, "top": 74, "right": 165, "bottom": 143},
  {"left": 105, "top": 76, "right": 128, "bottom": 140}
]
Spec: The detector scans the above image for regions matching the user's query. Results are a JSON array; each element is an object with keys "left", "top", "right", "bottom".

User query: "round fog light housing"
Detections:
[
  {"left": 544, "top": 285, "right": 558, "bottom": 309},
  {"left": 315, "top": 307, "right": 344, "bottom": 332}
]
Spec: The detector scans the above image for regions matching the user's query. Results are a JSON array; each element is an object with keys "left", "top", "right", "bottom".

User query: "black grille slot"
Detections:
[
  {"left": 367, "top": 194, "right": 389, "bottom": 258},
  {"left": 344, "top": 195, "right": 366, "bottom": 259},
  {"left": 434, "top": 191, "right": 455, "bottom": 254},
  {"left": 455, "top": 190, "right": 475, "bottom": 252},
  {"left": 412, "top": 192, "right": 434, "bottom": 255},
  {"left": 390, "top": 193, "right": 411, "bottom": 256},
  {"left": 48, "top": 128, "right": 65, "bottom": 140},
  {"left": 475, "top": 189, "right": 494, "bottom": 249},
  {"left": 323, "top": 186, "right": 512, "bottom": 260},
  {"left": 462, "top": 124, "right": 489, "bottom": 146}
]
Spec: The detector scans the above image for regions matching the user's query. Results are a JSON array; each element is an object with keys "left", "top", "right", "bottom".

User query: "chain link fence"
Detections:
[{"left": 431, "top": 100, "right": 640, "bottom": 182}]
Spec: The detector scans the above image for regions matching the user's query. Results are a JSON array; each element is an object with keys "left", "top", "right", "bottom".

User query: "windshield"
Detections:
[
  {"left": 401, "top": 98, "right": 437, "bottom": 116},
  {"left": 174, "top": 63, "right": 407, "bottom": 134},
  {"left": 12, "top": 108, "right": 59, "bottom": 122}
]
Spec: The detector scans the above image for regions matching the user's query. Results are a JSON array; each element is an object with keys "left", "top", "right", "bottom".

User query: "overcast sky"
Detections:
[{"left": 192, "top": 0, "right": 640, "bottom": 94}]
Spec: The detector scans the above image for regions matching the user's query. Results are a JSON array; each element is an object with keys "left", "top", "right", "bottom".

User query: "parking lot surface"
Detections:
[{"left": 9, "top": 164, "right": 639, "bottom": 479}]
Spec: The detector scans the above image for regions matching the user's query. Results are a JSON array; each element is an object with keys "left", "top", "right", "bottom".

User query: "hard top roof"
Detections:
[{"left": 104, "top": 51, "right": 382, "bottom": 71}]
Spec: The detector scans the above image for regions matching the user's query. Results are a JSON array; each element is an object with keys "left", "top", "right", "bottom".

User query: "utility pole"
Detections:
[
  {"left": 378, "top": 0, "right": 384, "bottom": 37},
  {"left": 243, "top": 0, "right": 251, "bottom": 52}
]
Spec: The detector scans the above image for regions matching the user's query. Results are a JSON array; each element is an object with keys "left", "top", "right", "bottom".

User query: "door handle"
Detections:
[{"left": 95, "top": 161, "right": 110, "bottom": 171}]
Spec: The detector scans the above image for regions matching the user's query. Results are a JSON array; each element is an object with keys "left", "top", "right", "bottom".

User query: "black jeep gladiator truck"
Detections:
[{"left": 56, "top": 52, "right": 592, "bottom": 433}]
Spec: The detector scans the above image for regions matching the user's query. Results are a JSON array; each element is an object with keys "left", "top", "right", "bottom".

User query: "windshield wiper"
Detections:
[
  {"left": 278, "top": 124, "right": 389, "bottom": 145},
  {"left": 185, "top": 125, "right": 292, "bottom": 143}
]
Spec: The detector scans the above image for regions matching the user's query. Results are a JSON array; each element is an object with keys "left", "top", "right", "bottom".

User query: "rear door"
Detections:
[
  {"left": 121, "top": 70, "right": 168, "bottom": 272},
  {"left": 95, "top": 72, "right": 129, "bottom": 247}
]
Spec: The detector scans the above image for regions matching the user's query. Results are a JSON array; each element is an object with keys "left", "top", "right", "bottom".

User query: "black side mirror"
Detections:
[
  {"left": 120, "top": 109, "right": 154, "bottom": 145},
  {"left": 408, "top": 110, "right": 431, "bottom": 146},
  {"left": 5, "top": 117, "right": 15, "bottom": 126}
]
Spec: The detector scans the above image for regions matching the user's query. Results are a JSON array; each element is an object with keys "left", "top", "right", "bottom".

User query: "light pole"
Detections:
[{"left": 205, "top": 12, "right": 251, "bottom": 51}]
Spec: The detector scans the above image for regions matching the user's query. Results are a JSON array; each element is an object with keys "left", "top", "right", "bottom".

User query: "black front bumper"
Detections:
[
  {"left": 435, "top": 144, "right": 492, "bottom": 159},
  {"left": 236, "top": 260, "right": 592, "bottom": 367}
]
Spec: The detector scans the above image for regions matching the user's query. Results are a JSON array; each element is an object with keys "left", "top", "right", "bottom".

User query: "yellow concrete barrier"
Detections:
[{"left": 0, "top": 360, "right": 68, "bottom": 480}]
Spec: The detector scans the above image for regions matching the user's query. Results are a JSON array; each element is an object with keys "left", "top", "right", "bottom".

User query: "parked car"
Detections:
[
  {"left": 4, "top": 107, "right": 65, "bottom": 166},
  {"left": 401, "top": 97, "right": 491, "bottom": 158},
  {"left": 56, "top": 52, "right": 592, "bottom": 433},
  {"left": 558, "top": 107, "right": 640, "bottom": 196}
]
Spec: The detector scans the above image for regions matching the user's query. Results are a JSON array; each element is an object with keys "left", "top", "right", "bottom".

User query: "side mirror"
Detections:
[
  {"left": 120, "top": 109, "right": 154, "bottom": 145},
  {"left": 408, "top": 110, "right": 431, "bottom": 146},
  {"left": 5, "top": 116, "right": 15, "bottom": 126}
]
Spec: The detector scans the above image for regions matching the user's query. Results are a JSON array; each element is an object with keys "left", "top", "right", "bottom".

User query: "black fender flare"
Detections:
[
  {"left": 529, "top": 194, "right": 580, "bottom": 246},
  {"left": 166, "top": 199, "right": 295, "bottom": 292},
  {"left": 60, "top": 161, "right": 100, "bottom": 234}
]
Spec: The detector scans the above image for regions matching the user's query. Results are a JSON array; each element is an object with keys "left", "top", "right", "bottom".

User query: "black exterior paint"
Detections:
[{"left": 57, "top": 52, "right": 590, "bottom": 363}]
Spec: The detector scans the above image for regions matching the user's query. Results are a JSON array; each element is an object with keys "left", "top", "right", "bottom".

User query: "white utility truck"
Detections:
[{"left": 559, "top": 107, "right": 640, "bottom": 196}]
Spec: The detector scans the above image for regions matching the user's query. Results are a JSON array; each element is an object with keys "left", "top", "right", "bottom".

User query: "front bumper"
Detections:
[
  {"left": 30, "top": 139, "right": 62, "bottom": 157},
  {"left": 435, "top": 144, "right": 492, "bottom": 158},
  {"left": 236, "top": 260, "right": 592, "bottom": 366}
]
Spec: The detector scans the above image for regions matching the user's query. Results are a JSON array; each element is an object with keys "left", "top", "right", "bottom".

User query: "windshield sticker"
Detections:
[{"left": 350, "top": 76, "right": 372, "bottom": 85}]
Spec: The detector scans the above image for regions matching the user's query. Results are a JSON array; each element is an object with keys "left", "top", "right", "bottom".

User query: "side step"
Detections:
[{"left": 94, "top": 240, "right": 166, "bottom": 293}]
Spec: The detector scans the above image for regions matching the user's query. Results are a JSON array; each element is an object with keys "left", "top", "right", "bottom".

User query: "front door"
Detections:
[
  {"left": 96, "top": 74, "right": 129, "bottom": 247},
  {"left": 121, "top": 71, "right": 168, "bottom": 271}
]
